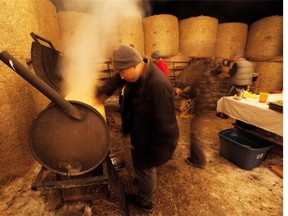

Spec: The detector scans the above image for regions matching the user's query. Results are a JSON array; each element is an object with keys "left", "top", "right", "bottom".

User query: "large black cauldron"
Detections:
[{"left": 0, "top": 50, "right": 109, "bottom": 176}]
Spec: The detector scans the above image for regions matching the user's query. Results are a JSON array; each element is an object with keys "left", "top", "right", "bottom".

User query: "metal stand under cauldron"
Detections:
[
  {"left": 0, "top": 38, "right": 129, "bottom": 216},
  {"left": 32, "top": 158, "right": 110, "bottom": 192},
  {"left": 31, "top": 156, "right": 128, "bottom": 215}
]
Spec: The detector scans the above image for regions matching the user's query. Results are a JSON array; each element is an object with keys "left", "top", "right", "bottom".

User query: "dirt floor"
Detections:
[{"left": 0, "top": 96, "right": 283, "bottom": 216}]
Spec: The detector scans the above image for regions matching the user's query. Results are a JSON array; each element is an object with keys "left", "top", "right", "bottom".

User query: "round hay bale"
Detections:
[
  {"left": 253, "top": 61, "right": 283, "bottom": 93},
  {"left": 116, "top": 11, "right": 145, "bottom": 57},
  {"left": 143, "top": 14, "right": 179, "bottom": 57},
  {"left": 33, "top": 0, "right": 62, "bottom": 50},
  {"left": 0, "top": 0, "right": 38, "bottom": 60},
  {"left": 245, "top": 16, "right": 283, "bottom": 59},
  {"left": 0, "top": 65, "right": 36, "bottom": 185},
  {"left": 0, "top": 0, "right": 61, "bottom": 185},
  {"left": 179, "top": 16, "right": 219, "bottom": 57},
  {"left": 0, "top": 0, "right": 61, "bottom": 59},
  {"left": 215, "top": 22, "right": 248, "bottom": 59}
]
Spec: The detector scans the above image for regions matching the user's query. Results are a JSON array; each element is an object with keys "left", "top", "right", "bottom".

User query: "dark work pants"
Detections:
[{"left": 134, "top": 167, "right": 157, "bottom": 205}]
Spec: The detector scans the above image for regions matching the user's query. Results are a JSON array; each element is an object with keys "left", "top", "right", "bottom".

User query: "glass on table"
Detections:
[{"left": 259, "top": 92, "right": 269, "bottom": 103}]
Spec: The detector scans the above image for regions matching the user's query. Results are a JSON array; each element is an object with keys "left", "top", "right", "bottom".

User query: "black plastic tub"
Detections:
[{"left": 218, "top": 128, "right": 274, "bottom": 170}]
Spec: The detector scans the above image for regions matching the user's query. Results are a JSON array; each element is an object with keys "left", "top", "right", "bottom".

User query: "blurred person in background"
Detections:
[
  {"left": 151, "top": 51, "right": 169, "bottom": 78},
  {"left": 217, "top": 52, "right": 254, "bottom": 118},
  {"left": 225, "top": 53, "right": 254, "bottom": 96}
]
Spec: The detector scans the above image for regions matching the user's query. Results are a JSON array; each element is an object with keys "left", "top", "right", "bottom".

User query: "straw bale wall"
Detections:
[
  {"left": 0, "top": 0, "right": 61, "bottom": 59},
  {"left": 253, "top": 62, "right": 283, "bottom": 93},
  {"left": 116, "top": 11, "right": 145, "bottom": 57},
  {"left": 179, "top": 16, "right": 218, "bottom": 57},
  {"left": 33, "top": 0, "right": 62, "bottom": 50},
  {"left": 214, "top": 22, "right": 248, "bottom": 59},
  {"left": 245, "top": 16, "right": 283, "bottom": 59},
  {"left": 0, "top": 64, "right": 36, "bottom": 185},
  {"left": 0, "top": 0, "right": 37, "bottom": 60},
  {"left": 0, "top": 0, "right": 60, "bottom": 185},
  {"left": 143, "top": 14, "right": 179, "bottom": 57}
]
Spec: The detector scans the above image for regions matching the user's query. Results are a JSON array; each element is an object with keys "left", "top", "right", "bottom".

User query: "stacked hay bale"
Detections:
[
  {"left": 0, "top": 65, "right": 38, "bottom": 184},
  {"left": 213, "top": 23, "right": 249, "bottom": 100},
  {"left": 214, "top": 22, "right": 248, "bottom": 59},
  {"left": 245, "top": 16, "right": 283, "bottom": 59},
  {"left": 178, "top": 16, "right": 221, "bottom": 114},
  {"left": 245, "top": 16, "right": 283, "bottom": 93},
  {"left": 143, "top": 14, "right": 179, "bottom": 57},
  {"left": 179, "top": 16, "right": 218, "bottom": 57},
  {"left": 0, "top": 0, "right": 61, "bottom": 59},
  {"left": 0, "top": 0, "right": 60, "bottom": 185},
  {"left": 33, "top": 0, "right": 62, "bottom": 50},
  {"left": 253, "top": 62, "right": 283, "bottom": 93},
  {"left": 1, "top": 1, "right": 37, "bottom": 60},
  {"left": 116, "top": 11, "right": 145, "bottom": 56}
]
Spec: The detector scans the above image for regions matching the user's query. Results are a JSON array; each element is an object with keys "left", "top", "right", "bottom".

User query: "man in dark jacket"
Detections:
[{"left": 96, "top": 44, "right": 179, "bottom": 213}]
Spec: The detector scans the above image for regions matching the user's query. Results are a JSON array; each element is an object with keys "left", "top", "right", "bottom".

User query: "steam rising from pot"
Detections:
[{"left": 60, "top": 0, "right": 144, "bottom": 111}]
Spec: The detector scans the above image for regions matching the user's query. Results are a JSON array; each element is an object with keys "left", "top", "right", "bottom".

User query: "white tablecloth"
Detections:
[{"left": 217, "top": 94, "right": 283, "bottom": 136}]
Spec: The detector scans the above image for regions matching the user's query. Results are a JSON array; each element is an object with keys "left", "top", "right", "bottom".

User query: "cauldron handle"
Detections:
[
  {"left": 30, "top": 32, "right": 56, "bottom": 50},
  {"left": 0, "top": 51, "right": 85, "bottom": 120}
]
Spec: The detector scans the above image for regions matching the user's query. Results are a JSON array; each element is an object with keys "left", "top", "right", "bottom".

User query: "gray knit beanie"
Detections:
[
  {"left": 151, "top": 51, "right": 161, "bottom": 59},
  {"left": 112, "top": 45, "right": 143, "bottom": 72}
]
